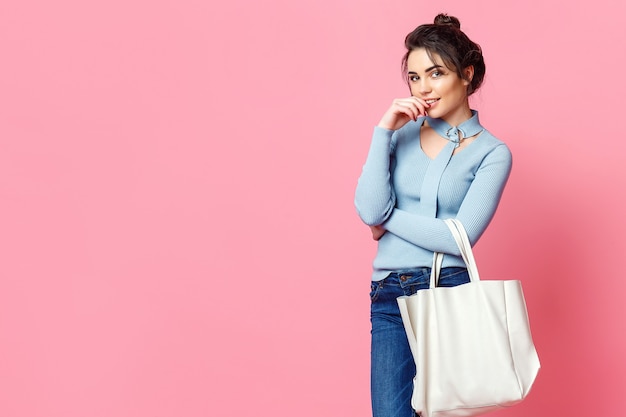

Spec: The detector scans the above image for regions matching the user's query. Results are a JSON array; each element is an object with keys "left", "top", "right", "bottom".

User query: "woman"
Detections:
[{"left": 354, "top": 14, "right": 512, "bottom": 417}]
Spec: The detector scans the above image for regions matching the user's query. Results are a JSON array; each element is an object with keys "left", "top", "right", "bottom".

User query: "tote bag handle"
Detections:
[{"left": 430, "top": 219, "right": 481, "bottom": 288}]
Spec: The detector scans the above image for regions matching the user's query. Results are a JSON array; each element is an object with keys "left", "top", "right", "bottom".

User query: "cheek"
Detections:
[{"left": 447, "top": 81, "right": 468, "bottom": 98}]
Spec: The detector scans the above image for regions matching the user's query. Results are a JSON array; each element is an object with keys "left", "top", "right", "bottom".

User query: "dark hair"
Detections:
[{"left": 401, "top": 14, "right": 485, "bottom": 96}]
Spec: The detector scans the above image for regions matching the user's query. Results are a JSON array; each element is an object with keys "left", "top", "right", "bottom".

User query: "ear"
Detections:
[{"left": 462, "top": 65, "right": 474, "bottom": 86}]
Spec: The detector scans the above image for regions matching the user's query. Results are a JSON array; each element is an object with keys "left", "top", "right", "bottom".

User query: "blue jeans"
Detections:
[{"left": 370, "top": 267, "right": 470, "bottom": 417}]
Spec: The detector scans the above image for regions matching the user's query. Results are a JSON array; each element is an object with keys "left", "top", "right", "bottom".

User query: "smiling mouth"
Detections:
[{"left": 425, "top": 99, "right": 440, "bottom": 105}]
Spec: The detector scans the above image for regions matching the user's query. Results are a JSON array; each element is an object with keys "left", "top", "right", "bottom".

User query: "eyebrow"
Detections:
[{"left": 408, "top": 65, "right": 444, "bottom": 75}]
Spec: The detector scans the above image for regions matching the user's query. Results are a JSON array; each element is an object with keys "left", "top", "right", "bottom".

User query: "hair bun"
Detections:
[{"left": 433, "top": 13, "right": 461, "bottom": 29}]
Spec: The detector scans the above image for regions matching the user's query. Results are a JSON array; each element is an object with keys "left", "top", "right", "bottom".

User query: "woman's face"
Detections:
[{"left": 407, "top": 48, "right": 473, "bottom": 126}]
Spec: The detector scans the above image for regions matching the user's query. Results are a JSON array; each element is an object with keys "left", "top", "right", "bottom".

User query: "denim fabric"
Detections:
[{"left": 370, "top": 267, "right": 470, "bottom": 417}]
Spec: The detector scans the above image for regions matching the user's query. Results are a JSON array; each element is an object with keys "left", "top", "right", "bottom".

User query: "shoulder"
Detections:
[
  {"left": 392, "top": 118, "right": 426, "bottom": 147},
  {"left": 470, "top": 130, "right": 512, "bottom": 173},
  {"left": 372, "top": 118, "right": 426, "bottom": 152},
  {"left": 475, "top": 129, "right": 511, "bottom": 158},
  {"left": 397, "top": 117, "right": 426, "bottom": 137}
]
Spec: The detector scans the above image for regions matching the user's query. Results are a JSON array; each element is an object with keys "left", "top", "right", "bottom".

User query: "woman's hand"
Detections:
[
  {"left": 377, "top": 97, "right": 430, "bottom": 131},
  {"left": 370, "top": 225, "right": 386, "bottom": 241}
]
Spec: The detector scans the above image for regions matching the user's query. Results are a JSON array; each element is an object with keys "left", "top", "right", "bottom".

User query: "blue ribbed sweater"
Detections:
[{"left": 355, "top": 112, "right": 512, "bottom": 282}]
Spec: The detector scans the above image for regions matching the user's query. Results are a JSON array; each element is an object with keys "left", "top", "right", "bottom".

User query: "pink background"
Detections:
[{"left": 1, "top": 0, "right": 625, "bottom": 416}]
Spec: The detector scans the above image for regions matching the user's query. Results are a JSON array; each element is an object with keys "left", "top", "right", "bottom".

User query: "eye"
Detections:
[
  {"left": 432, "top": 71, "right": 443, "bottom": 78},
  {"left": 409, "top": 75, "right": 419, "bottom": 83}
]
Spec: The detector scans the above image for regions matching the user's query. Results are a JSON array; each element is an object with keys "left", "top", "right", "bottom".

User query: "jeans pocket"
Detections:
[{"left": 370, "top": 280, "right": 383, "bottom": 302}]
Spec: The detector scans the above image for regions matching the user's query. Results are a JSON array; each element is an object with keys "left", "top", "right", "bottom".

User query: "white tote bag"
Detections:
[{"left": 397, "top": 219, "right": 540, "bottom": 417}]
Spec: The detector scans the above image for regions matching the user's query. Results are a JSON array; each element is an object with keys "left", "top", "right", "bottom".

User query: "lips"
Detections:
[{"left": 425, "top": 98, "right": 440, "bottom": 105}]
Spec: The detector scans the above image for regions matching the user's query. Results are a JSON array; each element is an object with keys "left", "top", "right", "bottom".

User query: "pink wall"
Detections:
[{"left": 1, "top": 0, "right": 625, "bottom": 416}]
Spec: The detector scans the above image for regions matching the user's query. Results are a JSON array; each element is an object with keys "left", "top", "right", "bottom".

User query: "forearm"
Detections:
[
  {"left": 383, "top": 211, "right": 460, "bottom": 254},
  {"left": 383, "top": 144, "right": 512, "bottom": 254},
  {"left": 354, "top": 127, "right": 397, "bottom": 225}
]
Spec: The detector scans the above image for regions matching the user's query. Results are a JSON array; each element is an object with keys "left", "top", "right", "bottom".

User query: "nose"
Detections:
[{"left": 417, "top": 78, "right": 432, "bottom": 95}]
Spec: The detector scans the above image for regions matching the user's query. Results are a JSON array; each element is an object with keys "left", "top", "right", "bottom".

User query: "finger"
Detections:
[
  {"left": 398, "top": 98, "right": 428, "bottom": 119},
  {"left": 398, "top": 104, "right": 418, "bottom": 121},
  {"left": 408, "top": 97, "right": 430, "bottom": 117},
  {"left": 393, "top": 100, "right": 419, "bottom": 121}
]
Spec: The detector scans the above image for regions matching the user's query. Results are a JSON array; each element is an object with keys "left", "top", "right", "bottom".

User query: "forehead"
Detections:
[{"left": 407, "top": 48, "right": 447, "bottom": 72}]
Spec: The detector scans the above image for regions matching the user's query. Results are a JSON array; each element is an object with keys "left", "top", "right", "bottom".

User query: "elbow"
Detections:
[
  {"left": 354, "top": 189, "right": 395, "bottom": 226},
  {"left": 358, "top": 212, "right": 385, "bottom": 227},
  {"left": 355, "top": 203, "right": 393, "bottom": 226}
]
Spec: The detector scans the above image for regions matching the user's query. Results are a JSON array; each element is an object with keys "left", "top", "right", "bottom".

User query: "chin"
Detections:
[{"left": 427, "top": 109, "right": 445, "bottom": 119}]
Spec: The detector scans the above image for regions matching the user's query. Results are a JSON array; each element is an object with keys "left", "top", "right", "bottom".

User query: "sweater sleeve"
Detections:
[
  {"left": 354, "top": 126, "right": 398, "bottom": 226},
  {"left": 382, "top": 143, "right": 512, "bottom": 255}
]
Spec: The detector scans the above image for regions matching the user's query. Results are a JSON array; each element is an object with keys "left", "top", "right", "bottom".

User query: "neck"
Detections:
[{"left": 442, "top": 104, "right": 473, "bottom": 127}]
